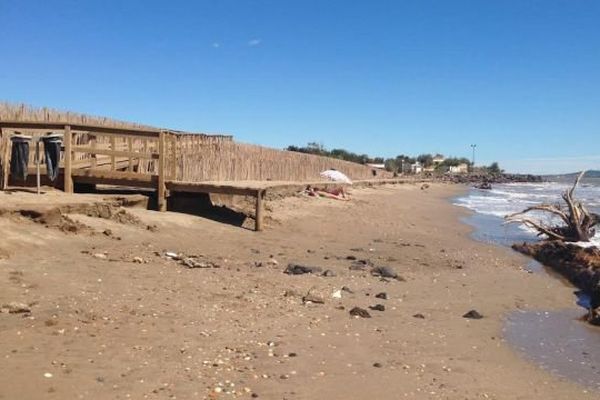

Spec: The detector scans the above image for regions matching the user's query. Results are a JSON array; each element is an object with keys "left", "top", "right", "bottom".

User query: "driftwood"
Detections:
[{"left": 505, "top": 171, "right": 599, "bottom": 242}]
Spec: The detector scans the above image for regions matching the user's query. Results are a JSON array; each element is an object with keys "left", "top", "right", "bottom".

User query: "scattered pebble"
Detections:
[
  {"left": 349, "top": 307, "right": 371, "bottom": 318},
  {"left": 463, "top": 310, "right": 484, "bottom": 319}
]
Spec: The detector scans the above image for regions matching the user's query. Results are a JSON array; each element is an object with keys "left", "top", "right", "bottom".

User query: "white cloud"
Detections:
[
  {"left": 212, "top": 42, "right": 220, "bottom": 48},
  {"left": 248, "top": 39, "right": 262, "bottom": 47}
]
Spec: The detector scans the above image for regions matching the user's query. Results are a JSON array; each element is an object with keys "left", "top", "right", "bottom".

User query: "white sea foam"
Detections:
[{"left": 454, "top": 182, "right": 600, "bottom": 249}]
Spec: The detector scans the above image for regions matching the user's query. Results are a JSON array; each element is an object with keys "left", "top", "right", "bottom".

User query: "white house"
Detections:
[
  {"left": 449, "top": 163, "right": 469, "bottom": 174},
  {"left": 411, "top": 161, "right": 423, "bottom": 174},
  {"left": 366, "top": 163, "right": 386, "bottom": 170}
]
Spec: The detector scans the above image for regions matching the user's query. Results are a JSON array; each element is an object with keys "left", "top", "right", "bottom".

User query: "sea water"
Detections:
[
  {"left": 454, "top": 179, "right": 600, "bottom": 390},
  {"left": 454, "top": 180, "right": 600, "bottom": 248}
]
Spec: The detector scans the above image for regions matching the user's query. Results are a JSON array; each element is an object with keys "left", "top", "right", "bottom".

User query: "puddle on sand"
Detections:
[{"left": 504, "top": 309, "right": 600, "bottom": 391}]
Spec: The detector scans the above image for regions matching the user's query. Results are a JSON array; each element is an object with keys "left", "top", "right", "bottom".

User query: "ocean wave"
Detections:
[{"left": 455, "top": 182, "right": 600, "bottom": 249}]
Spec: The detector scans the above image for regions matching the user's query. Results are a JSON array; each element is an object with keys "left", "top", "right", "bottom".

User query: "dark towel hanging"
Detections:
[
  {"left": 10, "top": 136, "right": 31, "bottom": 182},
  {"left": 42, "top": 135, "right": 62, "bottom": 182}
]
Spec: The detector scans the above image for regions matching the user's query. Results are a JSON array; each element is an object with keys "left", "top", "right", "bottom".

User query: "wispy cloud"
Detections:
[
  {"left": 248, "top": 38, "right": 262, "bottom": 47},
  {"left": 212, "top": 42, "right": 220, "bottom": 49}
]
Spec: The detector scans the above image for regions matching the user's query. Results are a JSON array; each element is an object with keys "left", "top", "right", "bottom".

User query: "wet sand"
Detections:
[{"left": 0, "top": 183, "right": 597, "bottom": 399}]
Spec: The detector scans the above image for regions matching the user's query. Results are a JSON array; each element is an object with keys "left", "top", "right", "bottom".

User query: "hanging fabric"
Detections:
[
  {"left": 42, "top": 134, "right": 63, "bottom": 182},
  {"left": 10, "top": 134, "right": 32, "bottom": 182}
]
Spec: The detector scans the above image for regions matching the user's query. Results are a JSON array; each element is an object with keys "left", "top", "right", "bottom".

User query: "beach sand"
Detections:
[{"left": 0, "top": 183, "right": 595, "bottom": 399}]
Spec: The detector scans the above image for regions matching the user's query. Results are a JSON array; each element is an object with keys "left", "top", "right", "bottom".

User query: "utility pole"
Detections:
[{"left": 470, "top": 144, "right": 477, "bottom": 167}]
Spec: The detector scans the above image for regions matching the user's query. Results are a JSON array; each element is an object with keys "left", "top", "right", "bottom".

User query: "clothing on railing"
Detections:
[
  {"left": 10, "top": 135, "right": 31, "bottom": 182},
  {"left": 42, "top": 135, "right": 62, "bottom": 182}
]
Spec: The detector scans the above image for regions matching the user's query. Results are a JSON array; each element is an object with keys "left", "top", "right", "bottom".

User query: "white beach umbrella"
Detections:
[{"left": 320, "top": 169, "right": 352, "bottom": 184}]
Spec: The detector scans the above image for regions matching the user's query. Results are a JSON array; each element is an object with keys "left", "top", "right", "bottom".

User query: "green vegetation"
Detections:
[{"left": 286, "top": 143, "right": 487, "bottom": 174}]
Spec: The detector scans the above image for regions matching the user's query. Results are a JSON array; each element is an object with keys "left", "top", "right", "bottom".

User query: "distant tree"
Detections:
[
  {"left": 417, "top": 153, "right": 434, "bottom": 167},
  {"left": 488, "top": 162, "right": 501, "bottom": 174},
  {"left": 441, "top": 157, "right": 471, "bottom": 167}
]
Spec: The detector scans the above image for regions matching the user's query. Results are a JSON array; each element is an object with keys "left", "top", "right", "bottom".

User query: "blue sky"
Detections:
[{"left": 1, "top": 1, "right": 599, "bottom": 174}]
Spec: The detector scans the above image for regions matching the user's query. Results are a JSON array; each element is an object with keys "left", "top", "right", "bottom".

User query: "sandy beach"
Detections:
[{"left": 0, "top": 183, "right": 596, "bottom": 399}]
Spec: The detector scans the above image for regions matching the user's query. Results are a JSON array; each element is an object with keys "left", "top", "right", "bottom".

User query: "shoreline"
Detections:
[{"left": 0, "top": 183, "right": 598, "bottom": 399}]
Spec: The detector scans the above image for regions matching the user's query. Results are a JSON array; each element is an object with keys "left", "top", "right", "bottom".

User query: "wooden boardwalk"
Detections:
[{"left": 0, "top": 120, "right": 419, "bottom": 231}]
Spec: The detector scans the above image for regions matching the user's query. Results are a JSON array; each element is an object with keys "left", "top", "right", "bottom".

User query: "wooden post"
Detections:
[
  {"left": 127, "top": 136, "right": 133, "bottom": 172},
  {"left": 110, "top": 136, "right": 116, "bottom": 170},
  {"left": 1, "top": 129, "right": 9, "bottom": 190},
  {"left": 90, "top": 135, "right": 97, "bottom": 168},
  {"left": 170, "top": 134, "right": 177, "bottom": 179},
  {"left": 35, "top": 139, "right": 41, "bottom": 194},
  {"left": 157, "top": 130, "right": 166, "bottom": 212},
  {"left": 255, "top": 189, "right": 264, "bottom": 231},
  {"left": 64, "top": 125, "right": 73, "bottom": 193}
]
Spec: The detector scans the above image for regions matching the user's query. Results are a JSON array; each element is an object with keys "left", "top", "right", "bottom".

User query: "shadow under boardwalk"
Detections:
[{"left": 167, "top": 192, "right": 251, "bottom": 229}]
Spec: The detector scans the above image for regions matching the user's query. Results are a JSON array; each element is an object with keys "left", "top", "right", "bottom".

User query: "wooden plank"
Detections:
[
  {"left": 72, "top": 170, "right": 157, "bottom": 189},
  {"left": 64, "top": 125, "right": 73, "bottom": 193},
  {"left": 71, "top": 169, "right": 154, "bottom": 181},
  {"left": 71, "top": 146, "right": 159, "bottom": 160},
  {"left": 0, "top": 120, "right": 161, "bottom": 138},
  {"left": 165, "top": 181, "right": 261, "bottom": 197},
  {"left": 157, "top": 131, "right": 167, "bottom": 212}
]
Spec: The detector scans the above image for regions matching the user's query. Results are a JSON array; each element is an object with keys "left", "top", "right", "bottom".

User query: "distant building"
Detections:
[
  {"left": 366, "top": 163, "right": 386, "bottom": 170},
  {"left": 449, "top": 163, "right": 469, "bottom": 174},
  {"left": 432, "top": 156, "right": 445, "bottom": 166},
  {"left": 411, "top": 161, "right": 423, "bottom": 174}
]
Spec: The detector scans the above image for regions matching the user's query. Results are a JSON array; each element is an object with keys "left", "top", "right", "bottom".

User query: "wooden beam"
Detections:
[
  {"left": 157, "top": 130, "right": 167, "bottom": 212},
  {"left": 64, "top": 125, "right": 73, "bottom": 193},
  {"left": 165, "top": 181, "right": 263, "bottom": 197},
  {"left": 71, "top": 146, "right": 159, "bottom": 160},
  {"left": 71, "top": 169, "right": 156, "bottom": 188},
  {"left": 0, "top": 120, "right": 161, "bottom": 138}
]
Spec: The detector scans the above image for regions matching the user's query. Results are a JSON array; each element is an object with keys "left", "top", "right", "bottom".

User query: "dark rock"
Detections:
[
  {"left": 341, "top": 286, "right": 354, "bottom": 294},
  {"left": 322, "top": 269, "right": 336, "bottom": 277},
  {"left": 288, "top": 352, "right": 297, "bottom": 357},
  {"left": 349, "top": 259, "right": 372, "bottom": 271},
  {"left": 284, "top": 263, "right": 323, "bottom": 275},
  {"left": 1, "top": 302, "right": 31, "bottom": 314},
  {"left": 302, "top": 294, "right": 324, "bottom": 304},
  {"left": 346, "top": 255, "right": 357, "bottom": 261},
  {"left": 372, "top": 362, "right": 383, "bottom": 368},
  {"left": 370, "top": 266, "right": 400, "bottom": 279},
  {"left": 350, "top": 248, "right": 364, "bottom": 252},
  {"left": 463, "top": 310, "right": 483, "bottom": 319},
  {"left": 413, "top": 313, "right": 425, "bottom": 319},
  {"left": 349, "top": 307, "right": 371, "bottom": 318},
  {"left": 369, "top": 304, "right": 385, "bottom": 311},
  {"left": 375, "top": 292, "right": 388, "bottom": 300},
  {"left": 420, "top": 183, "right": 430, "bottom": 190}
]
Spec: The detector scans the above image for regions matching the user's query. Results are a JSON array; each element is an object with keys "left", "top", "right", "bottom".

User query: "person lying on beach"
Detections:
[{"left": 305, "top": 185, "right": 349, "bottom": 201}]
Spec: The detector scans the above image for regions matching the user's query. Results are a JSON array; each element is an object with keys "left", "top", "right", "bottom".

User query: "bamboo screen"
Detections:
[{"left": 175, "top": 135, "right": 390, "bottom": 182}]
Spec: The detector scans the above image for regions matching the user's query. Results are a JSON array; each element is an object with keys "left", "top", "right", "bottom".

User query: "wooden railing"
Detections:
[{"left": 0, "top": 121, "right": 174, "bottom": 211}]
